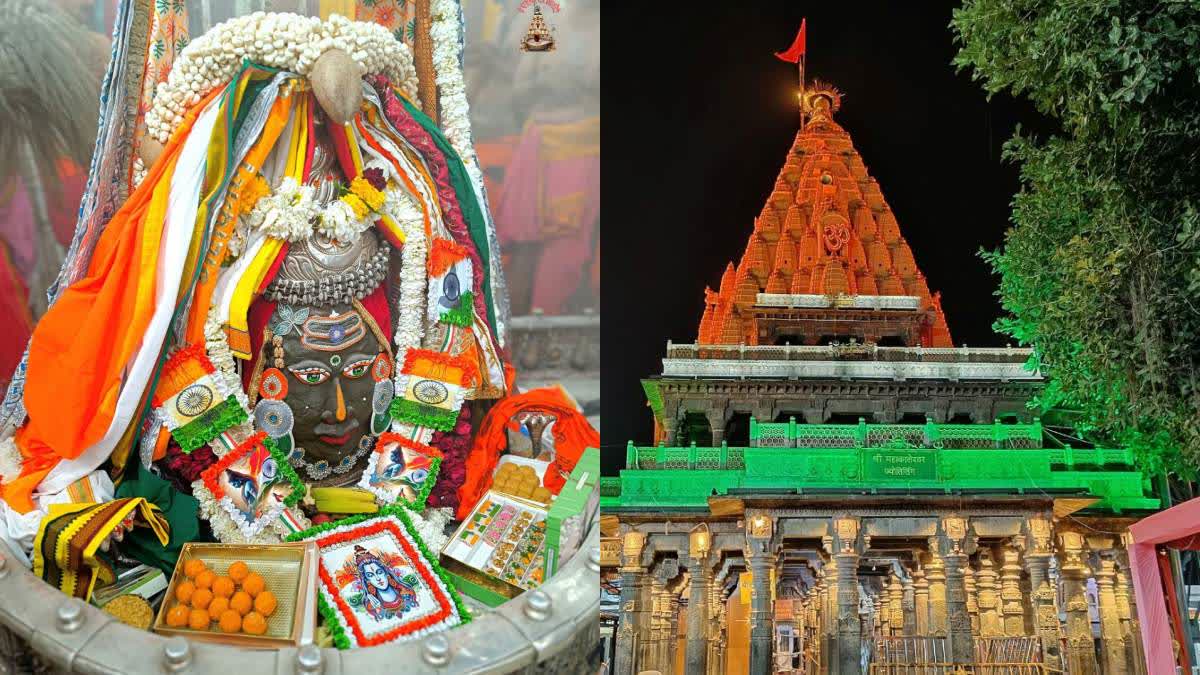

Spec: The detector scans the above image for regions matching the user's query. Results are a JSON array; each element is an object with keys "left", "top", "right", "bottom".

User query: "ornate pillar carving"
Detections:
[
  {"left": 615, "top": 531, "right": 649, "bottom": 675},
  {"left": 999, "top": 544, "right": 1026, "bottom": 637},
  {"left": 706, "top": 580, "right": 722, "bottom": 675},
  {"left": 888, "top": 573, "right": 904, "bottom": 637},
  {"left": 824, "top": 515, "right": 866, "bottom": 674},
  {"left": 685, "top": 554, "right": 712, "bottom": 675},
  {"left": 1057, "top": 531, "right": 1098, "bottom": 675},
  {"left": 651, "top": 559, "right": 681, "bottom": 673},
  {"left": 925, "top": 545, "right": 948, "bottom": 637},
  {"left": 1116, "top": 549, "right": 1146, "bottom": 675},
  {"left": 647, "top": 576, "right": 666, "bottom": 670},
  {"left": 1090, "top": 544, "right": 1128, "bottom": 675},
  {"left": 934, "top": 515, "right": 975, "bottom": 664},
  {"left": 902, "top": 573, "right": 916, "bottom": 636},
  {"left": 706, "top": 409, "right": 726, "bottom": 448},
  {"left": 912, "top": 564, "right": 930, "bottom": 635},
  {"left": 1019, "top": 515, "right": 1062, "bottom": 669},
  {"left": 668, "top": 585, "right": 683, "bottom": 675},
  {"left": 746, "top": 513, "right": 777, "bottom": 675},
  {"left": 976, "top": 548, "right": 1002, "bottom": 637},
  {"left": 963, "top": 562, "right": 980, "bottom": 637},
  {"left": 877, "top": 583, "right": 891, "bottom": 636}
]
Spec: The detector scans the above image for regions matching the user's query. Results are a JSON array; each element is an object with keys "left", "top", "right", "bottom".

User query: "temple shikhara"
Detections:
[{"left": 602, "top": 79, "right": 1158, "bottom": 674}]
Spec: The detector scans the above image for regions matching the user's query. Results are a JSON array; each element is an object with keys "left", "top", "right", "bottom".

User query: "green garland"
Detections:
[
  {"left": 286, "top": 504, "right": 471, "bottom": 649},
  {"left": 439, "top": 291, "right": 475, "bottom": 328},
  {"left": 172, "top": 395, "right": 249, "bottom": 454},
  {"left": 262, "top": 436, "right": 305, "bottom": 507},
  {"left": 388, "top": 398, "right": 459, "bottom": 431}
]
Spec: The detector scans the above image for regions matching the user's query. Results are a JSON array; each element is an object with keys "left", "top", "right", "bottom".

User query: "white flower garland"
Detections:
[
  {"left": 145, "top": 13, "right": 420, "bottom": 144},
  {"left": 243, "top": 176, "right": 390, "bottom": 244},
  {"left": 428, "top": 0, "right": 477, "bottom": 170},
  {"left": 386, "top": 182, "right": 427, "bottom": 352}
]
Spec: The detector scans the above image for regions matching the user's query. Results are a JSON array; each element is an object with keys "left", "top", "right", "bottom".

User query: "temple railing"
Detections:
[
  {"left": 661, "top": 342, "right": 1039, "bottom": 381},
  {"left": 755, "top": 293, "right": 922, "bottom": 310},
  {"left": 608, "top": 442, "right": 1156, "bottom": 514},
  {"left": 664, "top": 342, "right": 1034, "bottom": 363},
  {"left": 751, "top": 419, "right": 1046, "bottom": 450}
]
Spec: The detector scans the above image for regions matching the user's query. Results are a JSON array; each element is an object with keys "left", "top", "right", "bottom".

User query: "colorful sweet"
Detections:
[
  {"left": 208, "top": 596, "right": 231, "bottom": 621},
  {"left": 230, "top": 591, "right": 253, "bottom": 616},
  {"left": 188, "top": 608, "right": 209, "bottom": 630},
  {"left": 242, "top": 612, "right": 268, "bottom": 636},
  {"left": 195, "top": 570, "right": 215, "bottom": 590},
  {"left": 191, "top": 588, "right": 213, "bottom": 611},
  {"left": 175, "top": 580, "right": 196, "bottom": 604},
  {"left": 184, "top": 559, "right": 207, "bottom": 579},
  {"left": 212, "top": 576, "right": 235, "bottom": 598},
  {"left": 228, "top": 561, "right": 250, "bottom": 584},
  {"left": 254, "top": 590, "right": 277, "bottom": 617},
  {"left": 242, "top": 573, "right": 265, "bottom": 598},
  {"left": 166, "top": 604, "right": 189, "bottom": 627},
  {"left": 218, "top": 609, "right": 242, "bottom": 633}
]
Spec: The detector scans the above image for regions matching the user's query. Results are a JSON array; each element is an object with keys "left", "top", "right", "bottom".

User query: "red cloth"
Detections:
[{"left": 775, "top": 19, "right": 806, "bottom": 63}]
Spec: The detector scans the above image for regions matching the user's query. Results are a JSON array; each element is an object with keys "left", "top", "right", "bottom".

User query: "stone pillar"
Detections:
[
  {"left": 1057, "top": 531, "right": 1098, "bottom": 675},
  {"left": 708, "top": 409, "right": 728, "bottom": 448},
  {"left": 647, "top": 576, "right": 665, "bottom": 670},
  {"left": 1019, "top": 515, "right": 1062, "bottom": 669},
  {"left": 913, "top": 564, "right": 930, "bottom": 635},
  {"left": 976, "top": 549, "right": 1002, "bottom": 637},
  {"left": 999, "top": 544, "right": 1026, "bottom": 637},
  {"left": 1116, "top": 555, "right": 1146, "bottom": 675},
  {"left": 706, "top": 581, "right": 722, "bottom": 675},
  {"left": 1091, "top": 546, "right": 1128, "bottom": 675},
  {"left": 877, "top": 583, "right": 891, "bottom": 636},
  {"left": 615, "top": 531, "right": 649, "bottom": 675},
  {"left": 963, "top": 562, "right": 980, "bottom": 637},
  {"left": 825, "top": 516, "right": 866, "bottom": 674},
  {"left": 685, "top": 553, "right": 712, "bottom": 675},
  {"left": 820, "top": 556, "right": 837, "bottom": 673},
  {"left": 745, "top": 514, "right": 777, "bottom": 675},
  {"left": 925, "top": 546, "right": 948, "bottom": 637},
  {"left": 652, "top": 559, "right": 681, "bottom": 673},
  {"left": 902, "top": 573, "right": 916, "bottom": 636},
  {"left": 668, "top": 588, "right": 682, "bottom": 675},
  {"left": 936, "top": 516, "right": 975, "bottom": 664},
  {"left": 887, "top": 574, "right": 904, "bottom": 637}
]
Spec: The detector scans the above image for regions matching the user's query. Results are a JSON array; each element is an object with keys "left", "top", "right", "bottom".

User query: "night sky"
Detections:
[{"left": 600, "top": 2, "right": 1053, "bottom": 475}]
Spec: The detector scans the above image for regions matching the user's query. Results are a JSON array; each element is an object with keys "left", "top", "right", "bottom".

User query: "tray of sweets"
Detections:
[{"left": 442, "top": 490, "right": 549, "bottom": 601}]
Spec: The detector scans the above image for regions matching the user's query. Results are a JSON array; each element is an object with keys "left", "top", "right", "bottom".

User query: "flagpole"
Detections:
[{"left": 799, "top": 52, "right": 806, "bottom": 128}]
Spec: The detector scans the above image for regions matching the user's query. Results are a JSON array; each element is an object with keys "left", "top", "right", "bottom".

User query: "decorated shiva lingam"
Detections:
[{"left": 0, "top": 6, "right": 597, "bottom": 671}]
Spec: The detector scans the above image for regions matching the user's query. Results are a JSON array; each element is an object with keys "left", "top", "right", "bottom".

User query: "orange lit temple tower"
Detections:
[
  {"left": 646, "top": 81, "right": 1038, "bottom": 448},
  {"left": 607, "top": 77, "right": 1155, "bottom": 675},
  {"left": 699, "top": 82, "right": 953, "bottom": 349}
]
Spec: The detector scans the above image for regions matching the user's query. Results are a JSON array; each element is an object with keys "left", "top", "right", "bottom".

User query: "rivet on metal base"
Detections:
[
  {"left": 163, "top": 636, "right": 191, "bottom": 671},
  {"left": 56, "top": 599, "right": 83, "bottom": 633},
  {"left": 296, "top": 643, "right": 322, "bottom": 674},
  {"left": 423, "top": 633, "right": 450, "bottom": 667},
  {"left": 588, "top": 546, "right": 601, "bottom": 572},
  {"left": 524, "top": 589, "right": 552, "bottom": 621}
]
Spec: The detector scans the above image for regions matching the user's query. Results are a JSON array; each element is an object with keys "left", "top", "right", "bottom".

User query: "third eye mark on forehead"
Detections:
[{"left": 289, "top": 353, "right": 375, "bottom": 372}]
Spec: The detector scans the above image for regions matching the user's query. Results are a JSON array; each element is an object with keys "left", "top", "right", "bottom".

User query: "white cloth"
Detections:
[
  {"left": 0, "top": 470, "right": 114, "bottom": 567},
  {"left": 36, "top": 99, "right": 222, "bottom": 498}
]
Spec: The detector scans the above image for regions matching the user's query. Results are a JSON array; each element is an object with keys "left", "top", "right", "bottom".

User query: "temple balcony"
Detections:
[{"left": 602, "top": 421, "right": 1159, "bottom": 515}]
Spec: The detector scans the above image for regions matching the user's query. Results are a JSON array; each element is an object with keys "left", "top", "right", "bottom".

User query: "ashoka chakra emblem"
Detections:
[
  {"left": 176, "top": 384, "right": 214, "bottom": 417},
  {"left": 413, "top": 379, "right": 449, "bottom": 405}
]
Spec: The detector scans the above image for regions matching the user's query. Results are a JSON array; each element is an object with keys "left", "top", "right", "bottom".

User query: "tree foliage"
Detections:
[{"left": 951, "top": 0, "right": 1200, "bottom": 477}]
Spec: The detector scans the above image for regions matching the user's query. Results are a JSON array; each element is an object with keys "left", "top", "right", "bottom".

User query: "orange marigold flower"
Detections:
[
  {"left": 239, "top": 174, "right": 270, "bottom": 215},
  {"left": 350, "top": 177, "right": 386, "bottom": 211},
  {"left": 342, "top": 193, "right": 371, "bottom": 220}
]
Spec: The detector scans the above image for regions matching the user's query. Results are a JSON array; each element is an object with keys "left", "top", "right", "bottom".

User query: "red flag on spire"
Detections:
[{"left": 775, "top": 19, "right": 806, "bottom": 63}]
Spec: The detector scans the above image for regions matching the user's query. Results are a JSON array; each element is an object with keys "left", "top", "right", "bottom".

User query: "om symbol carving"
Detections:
[{"left": 821, "top": 214, "right": 851, "bottom": 254}]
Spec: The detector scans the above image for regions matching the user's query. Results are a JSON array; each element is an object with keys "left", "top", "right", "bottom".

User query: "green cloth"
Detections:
[
  {"left": 401, "top": 98, "right": 499, "bottom": 337},
  {"left": 114, "top": 461, "right": 200, "bottom": 577}
]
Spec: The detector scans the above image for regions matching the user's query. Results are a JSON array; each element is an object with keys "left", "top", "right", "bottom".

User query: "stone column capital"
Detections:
[
  {"left": 822, "top": 515, "right": 867, "bottom": 557},
  {"left": 621, "top": 530, "right": 648, "bottom": 571}
]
